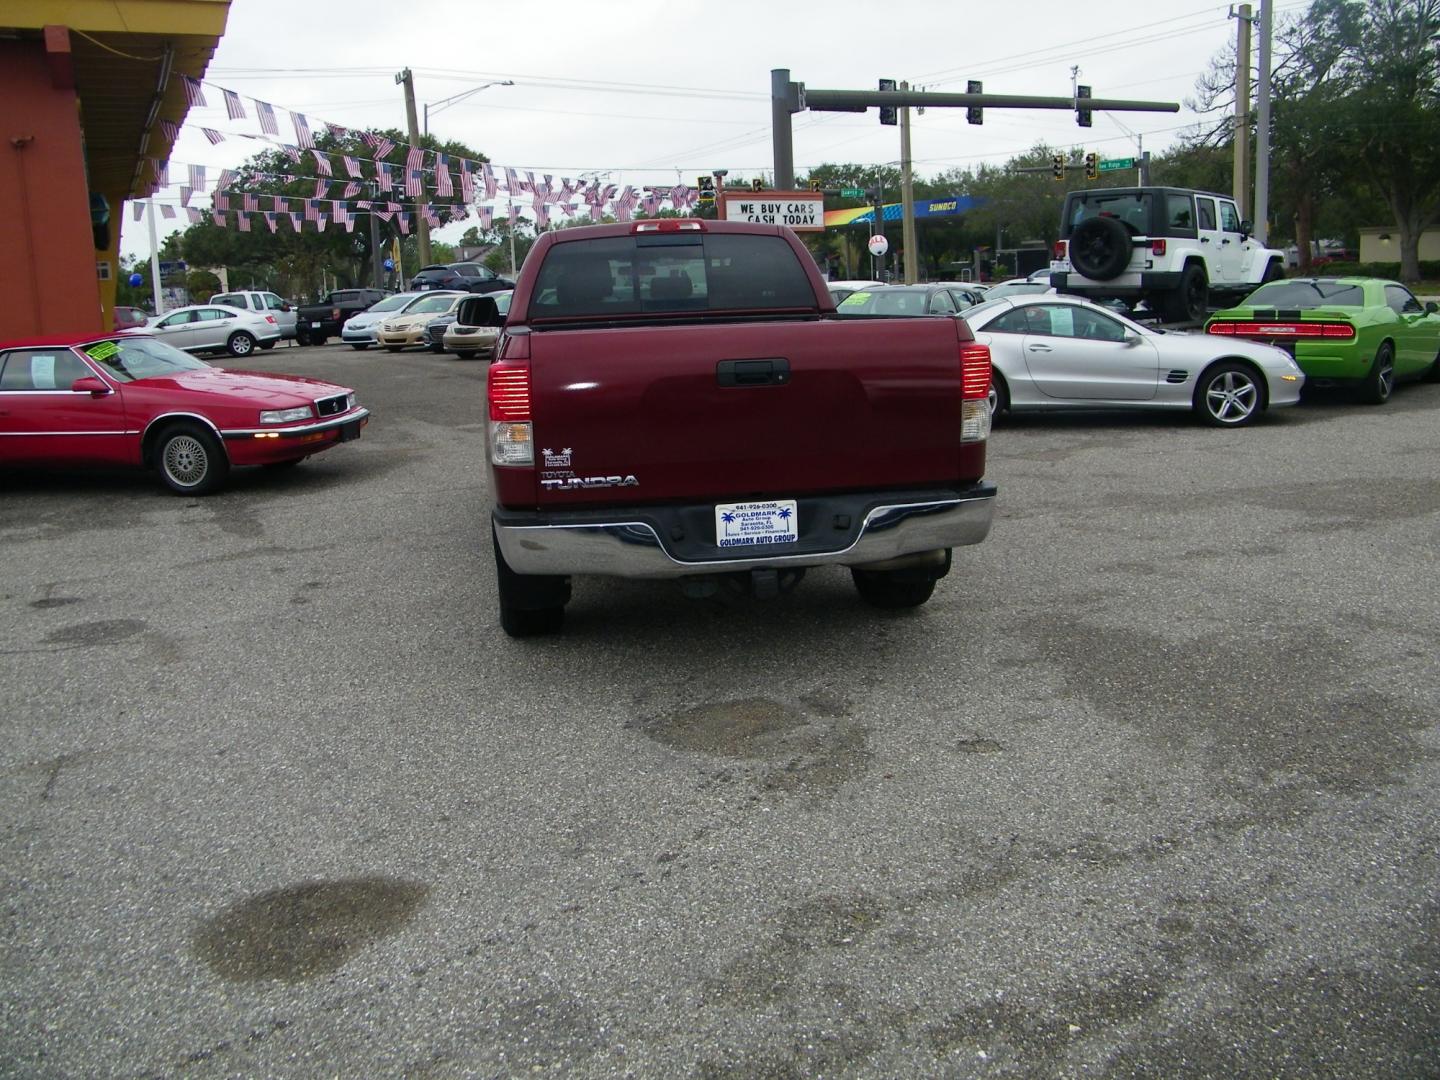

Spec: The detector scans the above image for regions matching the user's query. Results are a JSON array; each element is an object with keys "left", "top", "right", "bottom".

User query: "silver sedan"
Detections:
[
  {"left": 137, "top": 304, "right": 282, "bottom": 358},
  {"left": 964, "top": 295, "right": 1305, "bottom": 427}
]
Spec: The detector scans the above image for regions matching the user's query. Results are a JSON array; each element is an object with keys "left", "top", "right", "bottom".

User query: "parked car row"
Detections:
[
  {"left": 832, "top": 274, "right": 1440, "bottom": 426},
  {"left": 337, "top": 289, "right": 513, "bottom": 360}
]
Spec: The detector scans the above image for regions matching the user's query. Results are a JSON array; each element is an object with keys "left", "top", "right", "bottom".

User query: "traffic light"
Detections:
[
  {"left": 751, "top": 177, "right": 764, "bottom": 192},
  {"left": 697, "top": 175, "right": 715, "bottom": 204},
  {"left": 1085, "top": 152, "right": 1099, "bottom": 180},
  {"left": 1052, "top": 154, "right": 1066, "bottom": 181},
  {"left": 878, "top": 78, "right": 897, "bottom": 126},
  {"left": 1076, "top": 84, "right": 1092, "bottom": 128},
  {"left": 966, "top": 80, "right": 983, "bottom": 125}
]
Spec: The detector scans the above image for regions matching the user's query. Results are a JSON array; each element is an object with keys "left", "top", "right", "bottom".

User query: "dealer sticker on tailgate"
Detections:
[{"left": 715, "top": 500, "right": 798, "bottom": 548}]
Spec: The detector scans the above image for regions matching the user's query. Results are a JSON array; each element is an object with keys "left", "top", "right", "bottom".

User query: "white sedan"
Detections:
[
  {"left": 134, "top": 304, "right": 282, "bottom": 358},
  {"left": 964, "top": 295, "right": 1305, "bottom": 427}
]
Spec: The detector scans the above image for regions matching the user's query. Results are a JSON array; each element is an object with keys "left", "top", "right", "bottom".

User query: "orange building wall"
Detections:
[{"left": 0, "top": 39, "right": 104, "bottom": 341}]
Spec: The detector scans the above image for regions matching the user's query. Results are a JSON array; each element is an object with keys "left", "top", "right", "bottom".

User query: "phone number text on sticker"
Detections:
[{"left": 715, "top": 500, "right": 798, "bottom": 548}]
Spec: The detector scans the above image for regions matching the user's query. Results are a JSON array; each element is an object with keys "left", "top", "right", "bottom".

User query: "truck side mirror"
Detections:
[
  {"left": 1239, "top": 219, "right": 1253, "bottom": 240},
  {"left": 457, "top": 295, "right": 500, "bottom": 327},
  {"left": 1427, "top": 302, "right": 1438, "bottom": 315}
]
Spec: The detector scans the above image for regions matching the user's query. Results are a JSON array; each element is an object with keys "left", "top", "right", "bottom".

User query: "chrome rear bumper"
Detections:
[{"left": 494, "top": 485, "right": 996, "bottom": 579}]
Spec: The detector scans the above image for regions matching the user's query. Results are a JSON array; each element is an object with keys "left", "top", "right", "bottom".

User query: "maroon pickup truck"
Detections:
[{"left": 465, "top": 219, "right": 996, "bottom": 636}]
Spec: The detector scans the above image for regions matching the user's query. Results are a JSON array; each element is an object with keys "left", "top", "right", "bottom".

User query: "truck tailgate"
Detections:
[{"left": 525, "top": 317, "right": 974, "bottom": 507}]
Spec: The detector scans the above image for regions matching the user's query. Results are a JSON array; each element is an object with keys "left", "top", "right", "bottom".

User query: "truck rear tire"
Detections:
[
  {"left": 494, "top": 529, "right": 570, "bottom": 637},
  {"left": 850, "top": 550, "right": 950, "bottom": 610}
]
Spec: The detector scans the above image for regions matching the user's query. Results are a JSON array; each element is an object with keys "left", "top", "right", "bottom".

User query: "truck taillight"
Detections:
[
  {"left": 488, "top": 363, "right": 533, "bottom": 466},
  {"left": 959, "top": 341, "right": 991, "bottom": 443},
  {"left": 1053, "top": 240, "right": 1067, "bottom": 260},
  {"left": 1150, "top": 239, "right": 1167, "bottom": 256},
  {"left": 960, "top": 342, "right": 991, "bottom": 399}
]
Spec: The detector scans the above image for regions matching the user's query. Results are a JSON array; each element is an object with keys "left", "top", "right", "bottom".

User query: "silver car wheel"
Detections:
[
  {"left": 1205, "top": 370, "right": 1259, "bottom": 424},
  {"left": 162, "top": 435, "right": 209, "bottom": 487}
]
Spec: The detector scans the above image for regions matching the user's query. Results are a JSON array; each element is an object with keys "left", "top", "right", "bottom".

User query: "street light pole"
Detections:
[{"left": 423, "top": 79, "right": 514, "bottom": 136}]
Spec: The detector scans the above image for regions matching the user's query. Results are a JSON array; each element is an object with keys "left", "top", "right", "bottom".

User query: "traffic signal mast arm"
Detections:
[{"left": 798, "top": 87, "right": 1179, "bottom": 115}]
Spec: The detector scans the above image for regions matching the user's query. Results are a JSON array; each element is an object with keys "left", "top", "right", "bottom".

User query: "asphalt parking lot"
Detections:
[{"left": 3, "top": 342, "right": 1438, "bottom": 1078}]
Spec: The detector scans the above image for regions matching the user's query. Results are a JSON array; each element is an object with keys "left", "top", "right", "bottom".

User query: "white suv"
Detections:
[{"left": 1049, "top": 187, "right": 1284, "bottom": 323}]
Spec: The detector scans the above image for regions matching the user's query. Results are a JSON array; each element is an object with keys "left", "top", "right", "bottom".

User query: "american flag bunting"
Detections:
[
  {"left": 314, "top": 179, "right": 330, "bottom": 198},
  {"left": 182, "top": 76, "right": 206, "bottom": 107},
  {"left": 264, "top": 212, "right": 278, "bottom": 233},
  {"left": 237, "top": 212, "right": 251, "bottom": 233},
  {"left": 256, "top": 101, "right": 279, "bottom": 136},
  {"left": 377, "top": 163, "right": 393, "bottom": 193},
  {"left": 242, "top": 193, "right": 259, "bottom": 213},
  {"left": 342, "top": 181, "right": 361, "bottom": 199},
  {"left": 186, "top": 207, "right": 202, "bottom": 224},
  {"left": 212, "top": 211, "right": 226, "bottom": 227},
  {"left": 223, "top": 89, "right": 246, "bottom": 120},
  {"left": 405, "top": 168, "right": 423, "bottom": 198},
  {"left": 343, "top": 155, "right": 362, "bottom": 179},
  {"left": 202, "top": 128, "right": 225, "bottom": 145},
  {"left": 435, "top": 154, "right": 453, "bottom": 197},
  {"left": 160, "top": 120, "right": 180, "bottom": 143},
  {"left": 397, "top": 214, "right": 410, "bottom": 235},
  {"left": 292, "top": 112, "right": 314, "bottom": 148},
  {"left": 482, "top": 163, "right": 497, "bottom": 199},
  {"left": 160, "top": 204, "right": 176, "bottom": 219},
  {"left": 179, "top": 185, "right": 193, "bottom": 207},
  {"left": 459, "top": 159, "right": 474, "bottom": 202},
  {"left": 132, "top": 202, "right": 144, "bottom": 222}
]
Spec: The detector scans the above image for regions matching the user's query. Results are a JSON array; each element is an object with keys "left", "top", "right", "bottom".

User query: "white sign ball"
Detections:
[{"left": 867, "top": 234, "right": 890, "bottom": 256}]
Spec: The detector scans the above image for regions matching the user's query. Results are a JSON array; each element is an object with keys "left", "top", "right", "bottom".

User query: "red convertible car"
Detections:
[{"left": 0, "top": 334, "right": 369, "bottom": 494}]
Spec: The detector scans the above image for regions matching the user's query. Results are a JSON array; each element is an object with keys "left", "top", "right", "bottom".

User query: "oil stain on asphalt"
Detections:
[{"left": 194, "top": 877, "right": 429, "bottom": 982}]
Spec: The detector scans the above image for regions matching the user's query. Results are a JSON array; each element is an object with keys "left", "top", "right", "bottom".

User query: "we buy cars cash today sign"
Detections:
[{"left": 719, "top": 191, "right": 825, "bottom": 232}]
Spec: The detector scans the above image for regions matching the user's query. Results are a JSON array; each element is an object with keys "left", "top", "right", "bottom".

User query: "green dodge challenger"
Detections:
[{"left": 1205, "top": 277, "right": 1440, "bottom": 403}]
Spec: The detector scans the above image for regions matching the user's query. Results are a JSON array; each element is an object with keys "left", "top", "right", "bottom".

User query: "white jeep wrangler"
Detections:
[{"left": 1049, "top": 186, "right": 1285, "bottom": 323}]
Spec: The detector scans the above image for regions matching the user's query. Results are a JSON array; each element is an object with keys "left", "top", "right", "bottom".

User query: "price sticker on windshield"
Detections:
[{"left": 715, "top": 500, "right": 799, "bottom": 548}]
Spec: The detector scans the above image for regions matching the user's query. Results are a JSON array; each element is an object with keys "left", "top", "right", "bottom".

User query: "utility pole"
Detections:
[
  {"left": 899, "top": 81, "right": 918, "bottom": 284},
  {"left": 1232, "top": 4, "right": 1253, "bottom": 220},
  {"left": 1255, "top": 0, "right": 1272, "bottom": 242},
  {"left": 396, "top": 67, "right": 431, "bottom": 267},
  {"left": 146, "top": 198, "right": 165, "bottom": 315}
]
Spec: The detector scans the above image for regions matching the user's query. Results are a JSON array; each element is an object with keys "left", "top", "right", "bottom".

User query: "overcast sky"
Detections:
[{"left": 120, "top": 0, "right": 1304, "bottom": 260}]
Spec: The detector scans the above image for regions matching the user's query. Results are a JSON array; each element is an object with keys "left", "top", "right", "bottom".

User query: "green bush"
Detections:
[{"left": 1307, "top": 260, "right": 1440, "bottom": 280}]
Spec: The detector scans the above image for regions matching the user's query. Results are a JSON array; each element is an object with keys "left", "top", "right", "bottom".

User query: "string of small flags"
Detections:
[{"left": 156, "top": 74, "right": 700, "bottom": 223}]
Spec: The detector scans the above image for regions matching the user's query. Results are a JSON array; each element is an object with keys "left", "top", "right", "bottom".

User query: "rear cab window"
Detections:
[{"left": 527, "top": 232, "right": 816, "bottom": 321}]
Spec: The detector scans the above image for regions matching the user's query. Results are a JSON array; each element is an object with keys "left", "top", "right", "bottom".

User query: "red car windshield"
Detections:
[{"left": 79, "top": 337, "right": 210, "bottom": 383}]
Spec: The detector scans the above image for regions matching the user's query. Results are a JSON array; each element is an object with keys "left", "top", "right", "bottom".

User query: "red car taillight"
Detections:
[
  {"left": 1208, "top": 321, "right": 1355, "bottom": 339},
  {"left": 1053, "top": 240, "right": 1067, "bottom": 260},
  {"left": 1150, "top": 239, "right": 1167, "bottom": 256},
  {"left": 488, "top": 361, "right": 533, "bottom": 466},
  {"left": 265, "top": 315, "right": 277, "bottom": 324}
]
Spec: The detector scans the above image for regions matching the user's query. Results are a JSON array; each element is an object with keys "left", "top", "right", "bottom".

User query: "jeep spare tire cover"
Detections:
[{"left": 1068, "top": 215, "right": 1133, "bottom": 281}]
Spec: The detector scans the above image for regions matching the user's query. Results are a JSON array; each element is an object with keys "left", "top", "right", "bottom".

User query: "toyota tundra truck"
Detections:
[{"left": 472, "top": 219, "right": 997, "bottom": 636}]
